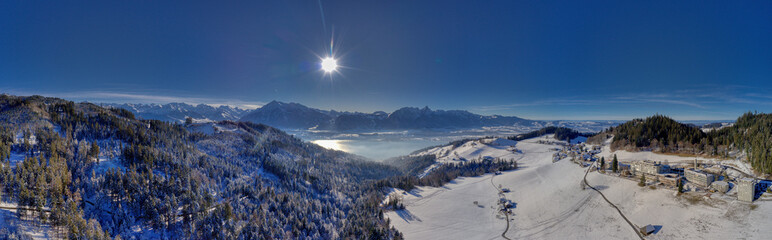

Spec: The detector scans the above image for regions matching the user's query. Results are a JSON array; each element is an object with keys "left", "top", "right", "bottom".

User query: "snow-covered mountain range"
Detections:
[
  {"left": 239, "top": 101, "right": 340, "bottom": 129},
  {"left": 240, "top": 101, "right": 537, "bottom": 130},
  {"left": 105, "top": 100, "right": 620, "bottom": 132},
  {"left": 103, "top": 102, "right": 249, "bottom": 123}
]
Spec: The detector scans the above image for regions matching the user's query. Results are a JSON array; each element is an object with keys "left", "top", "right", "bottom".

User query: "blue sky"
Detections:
[{"left": 1, "top": 0, "right": 771, "bottom": 120}]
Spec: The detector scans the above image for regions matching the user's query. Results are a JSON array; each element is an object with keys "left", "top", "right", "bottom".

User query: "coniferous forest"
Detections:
[
  {"left": 589, "top": 114, "right": 772, "bottom": 175},
  {"left": 0, "top": 94, "right": 523, "bottom": 239},
  {"left": 0, "top": 95, "right": 408, "bottom": 239},
  {"left": 509, "top": 126, "right": 590, "bottom": 142}
]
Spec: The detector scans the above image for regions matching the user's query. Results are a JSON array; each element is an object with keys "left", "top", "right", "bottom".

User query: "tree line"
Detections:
[
  {"left": 509, "top": 126, "right": 590, "bottom": 142},
  {"left": 589, "top": 113, "right": 772, "bottom": 175}
]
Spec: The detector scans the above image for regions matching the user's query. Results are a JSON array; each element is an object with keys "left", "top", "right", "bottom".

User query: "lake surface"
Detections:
[
  {"left": 288, "top": 121, "right": 623, "bottom": 161},
  {"left": 311, "top": 139, "right": 444, "bottom": 160},
  {"left": 290, "top": 127, "right": 539, "bottom": 160},
  {"left": 289, "top": 129, "right": 491, "bottom": 160}
]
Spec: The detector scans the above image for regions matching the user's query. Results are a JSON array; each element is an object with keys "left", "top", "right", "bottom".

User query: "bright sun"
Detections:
[{"left": 321, "top": 57, "right": 338, "bottom": 73}]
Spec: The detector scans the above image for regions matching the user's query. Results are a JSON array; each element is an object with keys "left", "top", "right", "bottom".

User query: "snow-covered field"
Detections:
[
  {"left": 0, "top": 202, "right": 53, "bottom": 239},
  {"left": 386, "top": 135, "right": 772, "bottom": 239},
  {"left": 416, "top": 137, "right": 521, "bottom": 163},
  {"left": 8, "top": 153, "right": 25, "bottom": 168},
  {"left": 411, "top": 137, "right": 523, "bottom": 178}
]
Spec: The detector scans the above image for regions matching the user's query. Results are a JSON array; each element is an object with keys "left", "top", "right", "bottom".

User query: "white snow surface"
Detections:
[
  {"left": 701, "top": 122, "right": 734, "bottom": 132},
  {"left": 14, "top": 132, "right": 37, "bottom": 145},
  {"left": 414, "top": 137, "right": 522, "bottom": 163},
  {"left": 386, "top": 136, "right": 772, "bottom": 239},
  {"left": 92, "top": 157, "right": 124, "bottom": 175},
  {"left": 412, "top": 137, "right": 524, "bottom": 178},
  {"left": 0, "top": 202, "right": 53, "bottom": 239},
  {"left": 7, "top": 152, "right": 25, "bottom": 168}
]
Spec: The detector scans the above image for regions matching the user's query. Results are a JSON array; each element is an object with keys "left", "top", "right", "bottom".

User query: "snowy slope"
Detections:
[
  {"left": 386, "top": 136, "right": 772, "bottom": 239},
  {"left": 413, "top": 137, "right": 521, "bottom": 163},
  {"left": 0, "top": 202, "right": 52, "bottom": 239},
  {"left": 410, "top": 137, "right": 523, "bottom": 177}
]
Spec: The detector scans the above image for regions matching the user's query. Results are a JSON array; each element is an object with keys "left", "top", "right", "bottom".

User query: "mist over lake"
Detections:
[
  {"left": 288, "top": 121, "right": 621, "bottom": 160},
  {"left": 310, "top": 138, "right": 443, "bottom": 160}
]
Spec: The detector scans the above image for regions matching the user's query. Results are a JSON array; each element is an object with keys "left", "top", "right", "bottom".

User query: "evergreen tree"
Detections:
[
  {"left": 612, "top": 154, "right": 618, "bottom": 173},
  {"left": 90, "top": 141, "right": 100, "bottom": 163},
  {"left": 600, "top": 157, "right": 605, "bottom": 171},
  {"left": 639, "top": 174, "right": 646, "bottom": 187},
  {"left": 22, "top": 131, "right": 31, "bottom": 155}
]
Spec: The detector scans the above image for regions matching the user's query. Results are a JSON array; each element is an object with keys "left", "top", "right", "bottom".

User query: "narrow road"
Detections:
[
  {"left": 582, "top": 162, "right": 644, "bottom": 240},
  {"left": 491, "top": 153, "right": 524, "bottom": 240},
  {"left": 491, "top": 152, "right": 525, "bottom": 240},
  {"left": 490, "top": 173, "right": 512, "bottom": 240}
]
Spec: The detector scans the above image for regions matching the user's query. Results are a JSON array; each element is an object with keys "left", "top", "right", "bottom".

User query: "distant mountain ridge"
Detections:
[
  {"left": 104, "top": 102, "right": 249, "bottom": 123},
  {"left": 104, "top": 100, "right": 615, "bottom": 132},
  {"left": 239, "top": 100, "right": 337, "bottom": 129},
  {"left": 239, "top": 101, "right": 535, "bottom": 130}
]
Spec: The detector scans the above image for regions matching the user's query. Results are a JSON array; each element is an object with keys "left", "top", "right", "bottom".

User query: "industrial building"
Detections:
[
  {"left": 656, "top": 174, "right": 682, "bottom": 188},
  {"left": 684, "top": 168, "right": 715, "bottom": 187},
  {"left": 711, "top": 181, "right": 729, "bottom": 193},
  {"left": 632, "top": 160, "right": 663, "bottom": 176},
  {"left": 738, "top": 178, "right": 757, "bottom": 202}
]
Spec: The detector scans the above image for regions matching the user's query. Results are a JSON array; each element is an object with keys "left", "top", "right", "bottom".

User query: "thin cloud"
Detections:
[
  {"left": 475, "top": 98, "right": 611, "bottom": 111},
  {"left": 476, "top": 90, "right": 718, "bottom": 112},
  {"left": 617, "top": 97, "right": 705, "bottom": 109}
]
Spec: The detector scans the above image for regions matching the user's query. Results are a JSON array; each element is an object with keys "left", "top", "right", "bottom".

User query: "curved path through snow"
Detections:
[{"left": 582, "top": 162, "right": 644, "bottom": 240}]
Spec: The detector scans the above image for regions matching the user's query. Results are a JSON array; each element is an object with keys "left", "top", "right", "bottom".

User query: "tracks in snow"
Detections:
[
  {"left": 491, "top": 153, "right": 527, "bottom": 240},
  {"left": 490, "top": 173, "right": 512, "bottom": 240},
  {"left": 582, "top": 162, "right": 644, "bottom": 240}
]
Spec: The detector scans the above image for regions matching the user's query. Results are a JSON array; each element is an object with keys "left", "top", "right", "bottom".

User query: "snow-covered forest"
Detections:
[{"left": 0, "top": 95, "right": 415, "bottom": 239}]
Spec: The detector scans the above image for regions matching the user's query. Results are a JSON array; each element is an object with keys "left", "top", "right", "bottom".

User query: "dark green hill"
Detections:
[
  {"left": 510, "top": 126, "right": 590, "bottom": 142},
  {"left": 598, "top": 115, "right": 706, "bottom": 151},
  {"left": 589, "top": 113, "right": 772, "bottom": 175}
]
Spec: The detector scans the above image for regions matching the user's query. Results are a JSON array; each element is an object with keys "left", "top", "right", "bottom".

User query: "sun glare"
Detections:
[
  {"left": 321, "top": 57, "right": 338, "bottom": 73},
  {"left": 312, "top": 140, "right": 347, "bottom": 152}
]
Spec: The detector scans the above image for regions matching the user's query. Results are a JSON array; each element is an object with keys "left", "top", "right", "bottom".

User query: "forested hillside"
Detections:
[
  {"left": 509, "top": 126, "right": 589, "bottom": 142},
  {"left": 589, "top": 113, "right": 772, "bottom": 175},
  {"left": 590, "top": 115, "right": 708, "bottom": 152},
  {"left": 383, "top": 155, "right": 438, "bottom": 177},
  {"left": 0, "top": 94, "right": 407, "bottom": 239}
]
